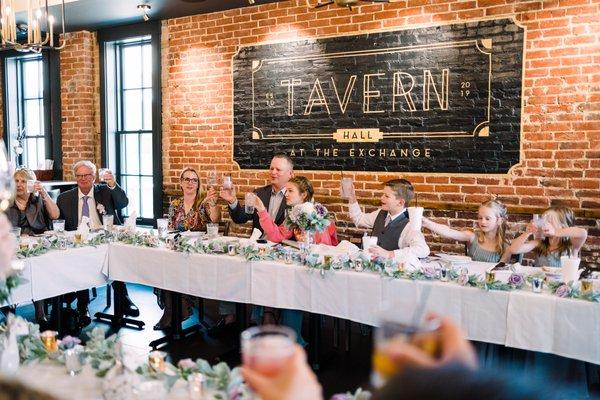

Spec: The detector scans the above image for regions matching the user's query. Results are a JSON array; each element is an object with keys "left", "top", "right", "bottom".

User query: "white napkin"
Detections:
[
  {"left": 124, "top": 211, "right": 137, "bottom": 232},
  {"left": 249, "top": 228, "right": 262, "bottom": 241},
  {"left": 77, "top": 216, "right": 90, "bottom": 239}
]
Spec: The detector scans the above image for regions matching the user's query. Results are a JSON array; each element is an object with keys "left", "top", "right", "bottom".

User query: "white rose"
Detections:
[{"left": 300, "top": 202, "right": 315, "bottom": 215}]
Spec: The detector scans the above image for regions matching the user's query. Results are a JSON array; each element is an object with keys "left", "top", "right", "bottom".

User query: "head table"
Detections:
[{"left": 8, "top": 233, "right": 600, "bottom": 366}]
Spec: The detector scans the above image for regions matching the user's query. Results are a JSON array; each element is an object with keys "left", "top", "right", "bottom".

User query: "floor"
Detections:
[{"left": 10, "top": 284, "right": 600, "bottom": 399}]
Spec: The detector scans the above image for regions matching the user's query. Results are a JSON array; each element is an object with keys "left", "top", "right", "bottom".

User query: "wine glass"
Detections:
[{"left": 0, "top": 139, "right": 15, "bottom": 212}]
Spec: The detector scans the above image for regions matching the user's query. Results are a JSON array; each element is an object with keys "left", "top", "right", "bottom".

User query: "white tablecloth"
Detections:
[
  {"left": 10, "top": 241, "right": 599, "bottom": 365},
  {"left": 105, "top": 243, "right": 600, "bottom": 365}
]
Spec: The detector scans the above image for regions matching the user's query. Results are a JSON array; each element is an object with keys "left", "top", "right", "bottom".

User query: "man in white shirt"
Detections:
[
  {"left": 347, "top": 178, "right": 429, "bottom": 261},
  {"left": 56, "top": 160, "right": 135, "bottom": 327}
]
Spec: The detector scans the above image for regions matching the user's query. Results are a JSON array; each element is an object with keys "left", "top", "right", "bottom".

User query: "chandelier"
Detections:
[{"left": 0, "top": 0, "right": 66, "bottom": 52}]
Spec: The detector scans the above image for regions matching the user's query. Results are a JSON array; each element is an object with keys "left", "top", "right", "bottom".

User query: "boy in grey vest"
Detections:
[{"left": 347, "top": 179, "right": 429, "bottom": 260}]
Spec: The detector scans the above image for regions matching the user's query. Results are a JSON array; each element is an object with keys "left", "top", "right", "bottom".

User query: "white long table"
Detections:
[{"left": 10, "top": 241, "right": 600, "bottom": 365}]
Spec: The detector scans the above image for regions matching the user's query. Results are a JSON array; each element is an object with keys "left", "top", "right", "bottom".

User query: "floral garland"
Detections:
[{"left": 13, "top": 232, "right": 599, "bottom": 303}]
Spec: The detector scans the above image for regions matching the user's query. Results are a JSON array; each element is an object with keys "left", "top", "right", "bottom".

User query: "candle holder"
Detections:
[
  {"left": 284, "top": 252, "right": 294, "bottom": 264},
  {"left": 40, "top": 330, "right": 58, "bottom": 352},
  {"left": 148, "top": 350, "right": 166, "bottom": 372},
  {"left": 485, "top": 271, "right": 496, "bottom": 284},
  {"left": 354, "top": 259, "right": 364, "bottom": 272},
  {"left": 227, "top": 243, "right": 238, "bottom": 256},
  {"left": 258, "top": 246, "right": 267, "bottom": 256},
  {"left": 323, "top": 255, "right": 332, "bottom": 270},
  {"left": 439, "top": 266, "right": 449, "bottom": 282},
  {"left": 532, "top": 277, "right": 544, "bottom": 293},
  {"left": 187, "top": 372, "right": 204, "bottom": 399},
  {"left": 580, "top": 279, "right": 593, "bottom": 295},
  {"left": 64, "top": 347, "right": 83, "bottom": 376}
]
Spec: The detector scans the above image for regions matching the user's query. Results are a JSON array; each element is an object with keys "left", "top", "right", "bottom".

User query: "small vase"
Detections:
[{"left": 0, "top": 332, "right": 20, "bottom": 375}]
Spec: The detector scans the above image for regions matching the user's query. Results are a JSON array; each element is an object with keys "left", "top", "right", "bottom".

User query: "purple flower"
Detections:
[
  {"left": 228, "top": 387, "right": 244, "bottom": 400},
  {"left": 331, "top": 395, "right": 349, "bottom": 400},
  {"left": 61, "top": 336, "right": 81, "bottom": 349},
  {"left": 508, "top": 273, "right": 524, "bottom": 288},
  {"left": 314, "top": 203, "right": 327, "bottom": 217},
  {"left": 555, "top": 284, "right": 571, "bottom": 298},
  {"left": 178, "top": 358, "right": 196, "bottom": 370},
  {"left": 422, "top": 265, "right": 437, "bottom": 279}
]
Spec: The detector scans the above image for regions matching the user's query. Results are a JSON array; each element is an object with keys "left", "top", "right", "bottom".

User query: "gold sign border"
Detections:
[{"left": 249, "top": 39, "right": 492, "bottom": 141}]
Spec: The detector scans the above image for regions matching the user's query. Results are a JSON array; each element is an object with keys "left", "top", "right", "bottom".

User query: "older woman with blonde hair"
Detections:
[{"left": 6, "top": 167, "right": 59, "bottom": 235}]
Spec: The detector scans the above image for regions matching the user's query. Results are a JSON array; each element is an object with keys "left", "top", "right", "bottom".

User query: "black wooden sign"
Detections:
[{"left": 233, "top": 18, "right": 524, "bottom": 173}]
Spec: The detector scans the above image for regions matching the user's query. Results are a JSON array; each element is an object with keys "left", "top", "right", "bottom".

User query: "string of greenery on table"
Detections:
[{"left": 14, "top": 230, "right": 600, "bottom": 303}]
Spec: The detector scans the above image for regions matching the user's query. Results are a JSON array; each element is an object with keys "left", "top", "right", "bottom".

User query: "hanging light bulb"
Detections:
[{"left": 0, "top": 0, "right": 67, "bottom": 52}]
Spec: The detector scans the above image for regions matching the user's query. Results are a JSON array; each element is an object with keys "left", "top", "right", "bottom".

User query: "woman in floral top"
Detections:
[{"left": 154, "top": 167, "right": 220, "bottom": 330}]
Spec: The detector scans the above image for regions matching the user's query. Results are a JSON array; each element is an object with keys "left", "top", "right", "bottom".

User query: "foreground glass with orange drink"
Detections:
[
  {"left": 371, "top": 314, "right": 441, "bottom": 388},
  {"left": 241, "top": 325, "right": 296, "bottom": 377}
]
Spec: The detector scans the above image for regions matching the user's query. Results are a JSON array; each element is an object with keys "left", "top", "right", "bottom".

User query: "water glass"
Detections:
[
  {"left": 244, "top": 193, "right": 255, "bottom": 214},
  {"left": 222, "top": 175, "right": 233, "bottom": 190},
  {"left": 102, "top": 214, "right": 114, "bottom": 231},
  {"left": 207, "top": 223, "right": 219, "bottom": 238},
  {"left": 207, "top": 170, "right": 218, "bottom": 188},
  {"left": 98, "top": 168, "right": 109, "bottom": 182},
  {"left": 372, "top": 314, "right": 440, "bottom": 388},
  {"left": 340, "top": 177, "right": 353, "bottom": 199},
  {"left": 156, "top": 218, "right": 169, "bottom": 239},
  {"left": 64, "top": 347, "right": 83, "bottom": 376},
  {"left": 26, "top": 179, "right": 36, "bottom": 194},
  {"left": 241, "top": 325, "right": 296, "bottom": 377},
  {"left": 362, "top": 235, "right": 378, "bottom": 250},
  {"left": 532, "top": 214, "right": 545, "bottom": 240},
  {"left": 52, "top": 219, "right": 65, "bottom": 234}
]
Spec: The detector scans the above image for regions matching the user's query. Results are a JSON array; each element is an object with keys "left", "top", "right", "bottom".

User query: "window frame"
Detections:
[
  {"left": 1, "top": 49, "right": 62, "bottom": 176},
  {"left": 98, "top": 22, "right": 162, "bottom": 226}
]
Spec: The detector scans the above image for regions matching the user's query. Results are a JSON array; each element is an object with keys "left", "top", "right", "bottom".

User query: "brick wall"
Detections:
[
  {"left": 158, "top": 0, "right": 599, "bottom": 267},
  {"left": 59, "top": 31, "right": 100, "bottom": 180},
  {"left": 42, "top": 0, "right": 599, "bottom": 267}
]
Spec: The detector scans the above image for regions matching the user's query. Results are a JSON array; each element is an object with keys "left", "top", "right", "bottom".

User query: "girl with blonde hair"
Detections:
[
  {"left": 422, "top": 199, "right": 511, "bottom": 262},
  {"left": 508, "top": 206, "right": 587, "bottom": 267}
]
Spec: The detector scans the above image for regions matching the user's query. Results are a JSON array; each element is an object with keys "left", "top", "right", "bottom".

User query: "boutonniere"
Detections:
[{"left": 96, "top": 204, "right": 106, "bottom": 215}]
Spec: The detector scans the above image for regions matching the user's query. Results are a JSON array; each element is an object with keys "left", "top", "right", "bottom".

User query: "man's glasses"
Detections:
[
  {"left": 75, "top": 173, "right": 94, "bottom": 180},
  {"left": 182, "top": 177, "right": 199, "bottom": 184}
]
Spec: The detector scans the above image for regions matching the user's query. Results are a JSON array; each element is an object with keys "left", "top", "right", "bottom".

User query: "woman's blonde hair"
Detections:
[
  {"left": 535, "top": 206, "right": 574, "bottom": 257},
  {"left": 476, "top": 199, "right": 509, "bottom": 253},
  {"left": 14, "top": 167, "right": 36, "bottom": 182},
  {"left": 179, "top": 167, "right": 203, "bottom": 208}
]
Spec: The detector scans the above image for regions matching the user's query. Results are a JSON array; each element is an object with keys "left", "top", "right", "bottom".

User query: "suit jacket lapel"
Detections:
[{"left": 70, "top": 189, "right": 79, "bottom": 229}]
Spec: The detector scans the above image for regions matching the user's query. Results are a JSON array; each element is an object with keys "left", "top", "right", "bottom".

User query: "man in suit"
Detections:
[
  {"left": 218, "top": 154, "right": 294, "bottom": 327},
  {"left": 56, "top": 160, "right": 139, "bottom": 327},
  {"left": 221, "top": 154, "right": 293, "bottom": 234}
]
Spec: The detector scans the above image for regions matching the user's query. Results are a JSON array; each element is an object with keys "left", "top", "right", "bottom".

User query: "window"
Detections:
[
  {"left": 100, "top": 23, "right": 162, "bottom": 225},
  {"left": 4, "top": 54, "right": 46, "bottom": 169}
]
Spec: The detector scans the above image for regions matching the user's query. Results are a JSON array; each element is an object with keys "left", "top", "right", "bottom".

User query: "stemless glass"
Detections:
[
  {"left": 156, "top": 218, "right": 169, "bottom": 239},
  {"left": 241, "top": 325, "right": 296, "bottom": 377},
  {"left": 207, "top": 223, "right": 219, "bottom": 238},
  {"left": 222, "top": 175, "right": 233, "bottom": 190},
  {"left": 102, "top": 214, "right": 114, "bottom": 231},
  {"left": 532, "top": 214, "right": 545, "bottom": 240},
  {"left": 52, "top": 219, "right": 65, "bottom": 234},
  {"left": 244, "top": 193, "right": 255, "bottom": 214},
  {"left": 340, "top": 177, "right": 353, "bottom": 199}
]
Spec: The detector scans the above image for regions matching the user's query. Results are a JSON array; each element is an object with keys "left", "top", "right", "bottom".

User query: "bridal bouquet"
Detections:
[{"left": 285, "top": 202, "right": 331, "bottom": 234}]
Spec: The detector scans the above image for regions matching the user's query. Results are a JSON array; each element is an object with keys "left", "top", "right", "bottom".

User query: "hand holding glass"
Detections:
[
  {"left": 244, "top": 193, "right": 255, "bottom": 214},
  {"left": 532, "top": 214, "right": 545, "bottom": 240},
  {"left": 340, "top": 177, "right": 353, "bottom": 199},
  {"left": 241, "top": 325, "right": 296, "bottom": 377}
]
